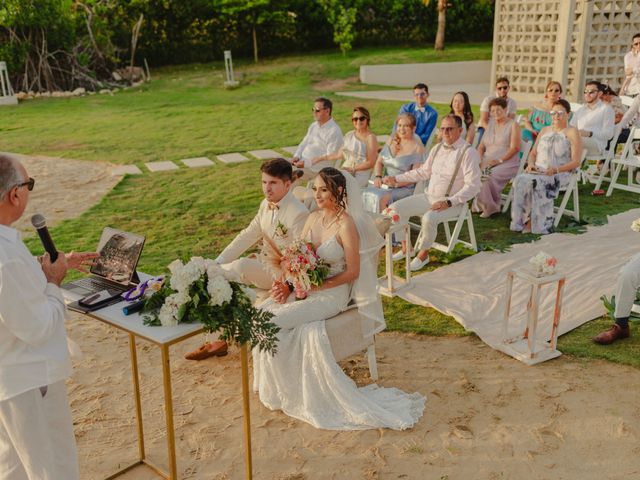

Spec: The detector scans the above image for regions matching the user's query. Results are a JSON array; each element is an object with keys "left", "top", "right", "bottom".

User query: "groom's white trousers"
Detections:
[
  {"left": 222, "top": 256, "right": 273, "bottom": 290},
  {"left": 614, "top": 253, "right": 640, "bottom": 319},
  {"left": 0, "top": 381, "right": 79, "bottom": 480}
]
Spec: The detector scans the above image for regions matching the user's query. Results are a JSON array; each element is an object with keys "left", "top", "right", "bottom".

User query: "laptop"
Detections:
[{"left": 62, "top": 227, "right": 145, "bottom": 302}]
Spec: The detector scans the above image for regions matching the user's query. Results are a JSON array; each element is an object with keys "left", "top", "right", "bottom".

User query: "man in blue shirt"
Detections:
[{"left": 393, "top": 83, "right": 438, "bottom": 146}]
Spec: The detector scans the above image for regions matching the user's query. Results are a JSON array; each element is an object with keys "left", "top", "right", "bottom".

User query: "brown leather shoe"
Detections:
[
  {"left": 593, "top": 324, "right": 630, "bottom": 345},
  {"left": 184, "top": 341, "right": 228, "bottom": 360}
]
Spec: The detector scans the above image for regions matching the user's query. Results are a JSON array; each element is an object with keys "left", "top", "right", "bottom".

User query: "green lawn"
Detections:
[{"left": 5, "top": 43, "right": 639, "bottom": 368}]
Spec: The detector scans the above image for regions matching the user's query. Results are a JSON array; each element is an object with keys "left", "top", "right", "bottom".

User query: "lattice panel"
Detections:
[{"left": 493, "top": 0, "right": 640, "bottom": 102}]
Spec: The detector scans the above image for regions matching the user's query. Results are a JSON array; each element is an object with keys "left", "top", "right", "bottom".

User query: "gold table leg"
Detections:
[
  {"left": 240, "top": 344, "right": 253, "bottom": 480},
  {"left": 129, "top": 333, "right": 146, "bottom": 461},
  {"left": 161, "top": 345, "right": 178, "bottom": 479}
]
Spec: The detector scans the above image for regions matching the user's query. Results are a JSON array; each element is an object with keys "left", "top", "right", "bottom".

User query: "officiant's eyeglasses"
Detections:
[
  {"left": 15, "top": 177, "right": 35, "bottom": 191},
  {"left": 352, "top": 116, "right": 367, "bottom": 122}
]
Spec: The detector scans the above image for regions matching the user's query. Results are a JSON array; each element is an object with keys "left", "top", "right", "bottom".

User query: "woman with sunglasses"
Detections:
[
  {"left": 510, "top": 99, "right": 582, "bottom": 234},
  {"left": 329, "top": 106, "right": 378, "bottom": 188},
  {"left": 363, "top": 113, "right": 424, "bottom": 212},
  {"left": 522, "top": 81, "right": 564, "bottom": 143}
]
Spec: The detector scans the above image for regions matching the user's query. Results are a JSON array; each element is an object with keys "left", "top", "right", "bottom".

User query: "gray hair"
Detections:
[{"left": 0, "top": 154, "right": 22, "bottom": 200}]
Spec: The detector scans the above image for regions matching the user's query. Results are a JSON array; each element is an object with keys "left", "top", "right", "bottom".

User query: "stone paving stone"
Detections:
[
  {"left": 280, "top": 146, "right": 298, "bottom": 155},
  {"left": 217, "top": 153, "right": 249, "bottom": 164},
  {"left": 145, "top": 161, "right": 179, "bottom": 172},
  {"left": 248, "top": 149, "right": 282, "bottom": 159},
  {"left": 377, "top": 134, "right": 391, "bottom": 144},
  {"left": 181, "top": 157, "right": 214, "bottom": 168},
  {"left": 112, "top": 165, "right": 143, "bottom": 175}
]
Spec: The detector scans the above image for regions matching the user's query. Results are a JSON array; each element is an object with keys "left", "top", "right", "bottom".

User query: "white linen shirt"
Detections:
[
  {"left": 0, "top": 224, "right": 71, "bottom": 401},
  {"left": 480, "top": 94, "right": 518, "bottom": 117},
  {"left": 294, "top": 118, "right": 344, "bottom": 172},
  {"left": 394, "top": 138, "right": 481, "bottom": 206},
  {"left": 624, "top": 50, "right": 640, "bottom": 96},
  {"left": 570, "top": 100, "right": 616, "bottom": 152}
]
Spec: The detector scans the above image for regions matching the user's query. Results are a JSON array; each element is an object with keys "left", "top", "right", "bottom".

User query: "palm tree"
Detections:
[{"left": 423, "top": 0, "right": 447, "bottom": 51}]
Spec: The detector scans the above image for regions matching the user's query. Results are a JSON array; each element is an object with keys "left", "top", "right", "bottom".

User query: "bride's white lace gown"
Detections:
[{"left": 252, "top": 234, "right": 425, "bottom": 430}]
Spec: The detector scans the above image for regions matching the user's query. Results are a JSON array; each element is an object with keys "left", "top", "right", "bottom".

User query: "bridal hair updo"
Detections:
[
  {"left": 317, "top": 167, "right": 347, "bottom": 211},
  {"left": 261, "top": 157, "right": 293, "bottom": 181}
]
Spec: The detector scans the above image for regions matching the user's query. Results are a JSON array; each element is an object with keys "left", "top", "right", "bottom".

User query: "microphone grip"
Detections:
[
  {"left": 122, "top": 299, "right": 147, "bottom": 316},
  {"left": 36, "top": 227, "right": 58, "bottom": 263}
]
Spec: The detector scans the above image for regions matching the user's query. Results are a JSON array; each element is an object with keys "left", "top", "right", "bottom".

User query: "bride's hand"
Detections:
[{"left": 270, "top": 281, "right": 290, "bottom": 304}]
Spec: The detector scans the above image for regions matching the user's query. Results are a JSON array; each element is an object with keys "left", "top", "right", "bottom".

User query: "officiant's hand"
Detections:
[{"left": 270, "top": 280, "right": 290, "bottom": 304}]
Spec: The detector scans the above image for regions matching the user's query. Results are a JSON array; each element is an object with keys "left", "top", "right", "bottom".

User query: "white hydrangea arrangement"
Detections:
[
  {"left": 631, "top": 218, "right": 640, "bottom": 232},
  {"left": 529, "top": 251, "right": 558, "bottom": 276},
  {"left": 144, "top": 256, "right": 278, "bottom": 353}
]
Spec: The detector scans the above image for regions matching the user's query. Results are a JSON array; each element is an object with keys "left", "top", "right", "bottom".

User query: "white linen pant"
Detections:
[
  {"left": 390, "top": 193, "right": 464, "bottom": 251},
  {"left": 614, "top": 253, "right": 640, "bottom": 319},
  {"left": 222, "top": 256, "right": 273, "bottom": 290},
  {"left": 0, "top": 381, "right": 79, "bottom": 480},
  {"left": 580, "top": 136, "right": 604, "bottom": 156}
]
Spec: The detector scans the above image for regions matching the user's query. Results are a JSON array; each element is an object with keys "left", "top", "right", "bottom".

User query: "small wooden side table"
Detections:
[
  {"left": 500, "top": 267, "right": 566, "bottom": 365},
  {"left": 378, "top": 222, "right": 413, "bottom": 297}
]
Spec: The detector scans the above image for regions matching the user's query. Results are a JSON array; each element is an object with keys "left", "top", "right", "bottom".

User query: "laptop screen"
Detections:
[{"left": 90, "top": 227, "right": 145, "bottom": 284}]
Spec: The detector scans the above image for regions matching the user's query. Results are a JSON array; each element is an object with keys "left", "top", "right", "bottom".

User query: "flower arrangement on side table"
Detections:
[
  {"left": 142, "top": 257, "right": 279, "bottom": 354},
  {"left": 528, "top": 251, "right": 558, "bottom": 277},
  {"left": 381, "top": 207, "right": 400, "bottom": 223},
  {"left": 631, "top": 218, "right": 640, "bottom": 232}
]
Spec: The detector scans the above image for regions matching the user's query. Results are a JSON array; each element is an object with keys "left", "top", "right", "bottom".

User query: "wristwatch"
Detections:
[{"left": 446, "top": 199, "right": 452, "bottom": 207}]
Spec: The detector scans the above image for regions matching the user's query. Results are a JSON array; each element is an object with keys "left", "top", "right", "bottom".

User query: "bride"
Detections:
[{"left": 253, "top": 167, "right": 425, "bottom": 430}]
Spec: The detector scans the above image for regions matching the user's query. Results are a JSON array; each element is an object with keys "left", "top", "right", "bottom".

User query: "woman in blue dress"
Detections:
[{"left": 363, "top": 113, "right": 424, "bottom": 212}]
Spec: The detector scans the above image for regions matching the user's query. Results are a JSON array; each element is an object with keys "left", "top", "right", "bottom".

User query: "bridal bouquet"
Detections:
[
  {"left": 280, "top": 240, "right": 330, "bottom": 299},
  {"left": 529, "top": 251, "right": 558, "bottom": 276},
  {"left": 143, "top": 257, "right": 279, "bottom": 354}
]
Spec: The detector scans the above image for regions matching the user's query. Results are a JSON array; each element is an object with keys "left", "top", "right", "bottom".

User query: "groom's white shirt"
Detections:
[{"left": 218, "top": 190, "right": 308, "bottom": 265}]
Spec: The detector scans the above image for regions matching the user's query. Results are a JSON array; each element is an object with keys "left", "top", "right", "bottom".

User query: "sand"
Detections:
[{"left": 10, "top": 153, "right": 638, "bottom": 479}]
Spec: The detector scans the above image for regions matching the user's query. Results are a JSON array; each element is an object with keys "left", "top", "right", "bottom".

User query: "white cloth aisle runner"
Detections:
[{"left": 399, "top": 208, "right": 640, "bottom": 350}]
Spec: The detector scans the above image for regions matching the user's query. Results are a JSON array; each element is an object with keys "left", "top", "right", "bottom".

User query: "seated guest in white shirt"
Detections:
[
  {"left": 0, "top": 154, "right": 98, "bottom": 480},
  {"left": 570, "top": 80, "right": 615, "bottom": 156},
  {"left": 479, "top": 76, "right": 518, "bottom": 129},
  {"left": 382, "top": 115, "right": 481, "bottom": 271},
  {"left": 292, "top": 97, "right": 344, "bottom": 178},
  {"left": 620, "top": 33, "right": 640, "bottom": 97}
]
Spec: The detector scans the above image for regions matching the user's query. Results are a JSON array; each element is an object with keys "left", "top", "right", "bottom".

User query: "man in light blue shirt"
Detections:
[{"left": 392, "top": 83, "right": 438, "bottom": 145}]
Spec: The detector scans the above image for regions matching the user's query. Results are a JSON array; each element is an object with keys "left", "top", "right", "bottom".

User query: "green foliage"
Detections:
[
  {"left": 143, "top": 266, "right": 280, "bottom": 354},
  {"left": 319, "top": 0, "right": 358, "bottom": 55}
]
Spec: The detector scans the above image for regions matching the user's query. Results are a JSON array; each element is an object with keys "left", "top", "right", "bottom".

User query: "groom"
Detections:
[{"left": 186, "top": 158, "right": 308, "bottom": 359}]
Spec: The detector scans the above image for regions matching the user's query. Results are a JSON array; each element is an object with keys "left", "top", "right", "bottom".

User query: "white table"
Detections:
[
  {"left": 70, "top": 297, "right": 204, "bottom": 479},
  {"left": 500, "top": 267, "right": 566, "bottom": 366}
]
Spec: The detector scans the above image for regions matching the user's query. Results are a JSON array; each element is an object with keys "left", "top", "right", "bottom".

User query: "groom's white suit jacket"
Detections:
[{"left": 219, "top": 190, "right": 308, "bottom": 265}]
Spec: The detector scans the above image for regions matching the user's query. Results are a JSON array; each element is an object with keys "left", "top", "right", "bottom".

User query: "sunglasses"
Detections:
[
  {"left": 547, "top": 88, "right": 561, "bottom": 93},
  {"left": 440, "top": 126, "right": 459, "bottom": 132},
  {"left": 352, "top": 116, "right": 367, "bottom": 122},
  {"left": 549, "top": 110, "right": 566, "bottom": 116},
  {"left": 15, "top": 177, "right": 35, "bottom": 191},
  {"left": 497, "top": 85, "right": 509, "bottom": 90},
  {"left": 312, "top": 107, "right": 326, "bottom": 113},
  {"left": 584, "top": 89, "right": 599, "bottom": 95},
  {"left": 414, "top": 92, "right": 427, "bottom": 97}
]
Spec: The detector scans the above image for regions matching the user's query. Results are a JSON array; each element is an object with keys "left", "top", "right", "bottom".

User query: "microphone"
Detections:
[{"left": 31, "top": 214, "right": 58, "bottom": 263}]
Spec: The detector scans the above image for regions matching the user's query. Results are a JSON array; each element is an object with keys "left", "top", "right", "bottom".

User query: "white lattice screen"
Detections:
[{"left": 492, "top": 0, "right": 640, "bottom": 103}]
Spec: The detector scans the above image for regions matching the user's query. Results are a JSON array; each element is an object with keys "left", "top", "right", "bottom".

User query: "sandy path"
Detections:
[{"left": 66, "top": 318, "right": 640, "bottom": 480}]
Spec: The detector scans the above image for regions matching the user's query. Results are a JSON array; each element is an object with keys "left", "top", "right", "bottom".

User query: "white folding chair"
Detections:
[
  {"left": 501, "top": 140, "right": 533, "bottom": 213},
  {"left": 430, "top": 201, "right": 478, "bottom": 254},
  {"left": 553, "top": 150, "right": 588, "bottom": 227},
  {"left": 606, "top": 126, "right": 640, "bottom": 196},
  {"left": 591, "top": 123, "right": 623, "bottom": 190}
]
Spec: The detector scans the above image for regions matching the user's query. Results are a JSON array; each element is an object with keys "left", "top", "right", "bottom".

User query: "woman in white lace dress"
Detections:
[{"left": 253, "top": 167, "right": 425, "bottom": 430}]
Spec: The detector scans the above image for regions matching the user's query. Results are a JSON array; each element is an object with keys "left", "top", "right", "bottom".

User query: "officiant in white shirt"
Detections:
[
  {"left": 291, "top": 97, "right": 344, "bottom": 177},
  {"left": 0, "top": 154, "right": 98, "bottom": 480}
]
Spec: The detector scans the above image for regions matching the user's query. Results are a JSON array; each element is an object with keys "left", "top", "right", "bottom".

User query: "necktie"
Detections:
[
  {"left": 416, "top": 106, "right": 425, "bottom": 113},
  {"left": 268, "top": 202, "right": 279, "bottom": 210}
]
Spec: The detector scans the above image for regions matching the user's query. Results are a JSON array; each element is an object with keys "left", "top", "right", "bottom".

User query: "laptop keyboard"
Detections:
[{"left": 73, "top": 277, "right": 128, "bottom": 293}]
